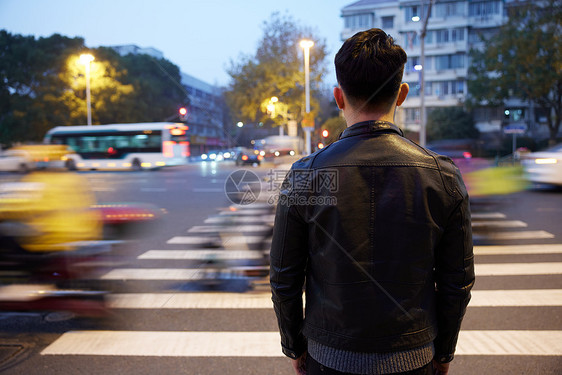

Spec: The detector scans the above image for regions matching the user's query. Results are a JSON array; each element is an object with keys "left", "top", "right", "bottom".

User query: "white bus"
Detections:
[{"left": 44, "top": 122, "right": 190, "bottom": 171}]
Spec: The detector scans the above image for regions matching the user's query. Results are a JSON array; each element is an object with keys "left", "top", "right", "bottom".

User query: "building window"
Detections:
[
  {"left": 436, "top": 29, "right": 449, "bottom": 44},
  {"left": 435, "top": 2, "right": 464, "bottom": 18},
  {"left": 344, "top": 13, "right": 373, "bottom": 29},
  {"left": 435, "top": 81, "right": 449, "bottom": 96},
  {"left": 469, "top": 1, "right": 501, "bottom": 17},
  {"left": 404, "top": 6, "right": 419, "bottom": 22},
  {"left": 381, "top": 16, "right": 394, "bottom": 29},
  {"left": 425, "top": 30, "right": 434, "bottom": 44},
  {"left": 435, "top": 53, "right": 465, "bottom": 70},
  {"left": 452, "top": 28, "right": 465, "bottom": 42},
  {"left": 405, "top": 108, "right": 420, "bottom": 122},
  {"left": 452, "top": 80, "right": 465, "bottom": 94}
]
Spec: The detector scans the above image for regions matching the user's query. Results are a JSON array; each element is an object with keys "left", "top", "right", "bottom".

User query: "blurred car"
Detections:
[
  {"left": 0, "top": 149, "right": 35, "bottom": 173},
  {"left": 263, "top": 148, "right": 296, "bottom": 158},
  {"left": 521, "top": 143, "right": 562, "bottom": 186},
  {"left": 201, "top": 150, "right": 222, "bottom": 161},
  {"left": 235, "top": 148, "right": 262, "bottom": 166}
]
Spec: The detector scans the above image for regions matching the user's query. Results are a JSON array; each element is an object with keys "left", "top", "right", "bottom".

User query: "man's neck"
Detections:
[{"left": 344, "top": 110, "right": 395, "bottom": 127}]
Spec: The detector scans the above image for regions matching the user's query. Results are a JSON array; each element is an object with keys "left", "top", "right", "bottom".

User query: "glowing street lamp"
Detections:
[
  {"left": 79, "top": 53, "right": 95, "bottom": 126},
  {"left": 300, "top": 39, "right": 314, "bottom": 155}
]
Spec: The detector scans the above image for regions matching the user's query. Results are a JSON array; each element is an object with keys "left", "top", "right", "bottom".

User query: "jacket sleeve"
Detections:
[
  {"left": 270, "top": 171, "right": 309, "bottom": 359},
  {"left": 433, "top": 167, "right": 475, "bottom": 363}
]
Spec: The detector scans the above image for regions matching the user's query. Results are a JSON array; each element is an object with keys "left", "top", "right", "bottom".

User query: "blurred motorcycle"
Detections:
[{"left": 0, "top": 171, "right": 161, "bottom": 318}]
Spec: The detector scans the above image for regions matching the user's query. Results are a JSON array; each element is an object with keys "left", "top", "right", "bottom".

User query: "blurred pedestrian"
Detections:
[{"left": 270, "top": 28, "right": 474, "bottom": 375}]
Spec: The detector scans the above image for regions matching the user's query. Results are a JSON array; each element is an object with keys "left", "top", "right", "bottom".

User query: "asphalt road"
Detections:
[{"left": 1, "top": 162, "right": 561, "bottom": 374}]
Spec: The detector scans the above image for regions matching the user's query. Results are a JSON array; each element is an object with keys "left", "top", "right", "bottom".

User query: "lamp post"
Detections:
[
  {"left": 414, "top": 0, "right": 434, "bottom": 147},
  {"left": 79, "top": 53, "right": 95, "bottom": 126},
  {"left": 300, "top": 39, "right": 314, "bottom": 155}
]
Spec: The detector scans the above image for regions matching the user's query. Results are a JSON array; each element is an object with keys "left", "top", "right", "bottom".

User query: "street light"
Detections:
[
  {"left": 79, "top": 53, "right": 95, "bottom": 126},
  {"left": 300, "top": 39, "right": 314, "bottom": 155}
]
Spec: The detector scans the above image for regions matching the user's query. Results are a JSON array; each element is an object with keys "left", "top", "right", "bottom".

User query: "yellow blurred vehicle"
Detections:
[{"left": 0, "top": 171, "right": 102, "bottom": 252}]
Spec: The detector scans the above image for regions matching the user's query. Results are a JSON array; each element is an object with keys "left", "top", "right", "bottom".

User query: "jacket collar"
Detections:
[{"left": 339, "top": 120, "right": 404, "bottom": 140}]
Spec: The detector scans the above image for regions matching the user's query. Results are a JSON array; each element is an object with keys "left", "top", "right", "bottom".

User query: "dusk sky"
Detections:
[{"left": 0, "top": 0, "right": 351, "bottom": 87}]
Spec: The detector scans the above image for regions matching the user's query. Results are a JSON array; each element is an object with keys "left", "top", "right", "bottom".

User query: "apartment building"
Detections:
[{"left": 340, "top": 0, "right": 545, "bottom": 144}]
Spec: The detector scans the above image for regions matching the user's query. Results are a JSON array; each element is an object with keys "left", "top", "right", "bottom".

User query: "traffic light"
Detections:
[
  {"left": 322, "top": 129, "right": 329, "bottom": 138},
  {"left": 179, "top": 107, "right": 188, "bottom": 121}
]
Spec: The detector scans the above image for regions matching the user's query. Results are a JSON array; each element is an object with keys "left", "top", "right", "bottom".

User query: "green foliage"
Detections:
[
  {"left": 426, "top": 107, "right": 479, "bottom": 142},
  {"left": 225, "top": 12, "right": 328, "bottom": 130},
  {"left": 0, "top": 30, "right": 188, "bottom": 146},
  {"left": 468, "top": 0, "right": 562, "bottom": 143}
]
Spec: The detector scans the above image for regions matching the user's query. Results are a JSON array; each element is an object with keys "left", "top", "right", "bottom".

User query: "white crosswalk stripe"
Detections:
[
  {"left": 166, "top": 235, "right": 265, "bottom": 245},
  {"left": 471, "top": 220, "right": 527, "bottom": 228},
  {"left": 138, "top": 250, "right": 266, "bottom": 260},
  {"left": 105, "top": 289, "right": 562, "bottom": 309},
  {"left": 187, "top": 225, "right": 271, "bottom": 233},
  {"left": 474, "top": 230, "right": 555, "bottom": 240},
  {"left": 475, "top": 262, "right": 562, "bottom": 276},
  {"left": 471, "top": 212, "right": 506, "bottom": 220},
  {"left": 474, "top": 244, "right": 562, "bottom": 255},
  {"left": 41, "top": 330, "right": 562, "bottom": 357}
]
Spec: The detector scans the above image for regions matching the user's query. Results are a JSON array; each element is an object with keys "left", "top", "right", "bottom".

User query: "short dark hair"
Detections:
[{"left": 335, "top": 28, "right": 407, "bottom": 111}]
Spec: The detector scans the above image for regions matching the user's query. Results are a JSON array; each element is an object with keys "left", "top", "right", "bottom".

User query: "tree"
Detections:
[
  {"left": 224, "top": 12, "right": 328, "bottom": 133},
  {"left": 0, "top": 31, "right": 189, "bottom": 146},
  {"left": 0, "top": 32, "right": 85, "bottom": 144},
  {"left": 116, "top": 49, "right": 188, "bottom": 122},
  {"left": 426, "top": 107, "right": 479, "bottom": 142},
  {"left": 468, "top": 0, "right": 562, "bottom": 145}
]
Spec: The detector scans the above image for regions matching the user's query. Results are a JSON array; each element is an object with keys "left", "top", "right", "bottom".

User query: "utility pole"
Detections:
[{"left": 419, "top": 0, "right": 434, "bottom": 147}]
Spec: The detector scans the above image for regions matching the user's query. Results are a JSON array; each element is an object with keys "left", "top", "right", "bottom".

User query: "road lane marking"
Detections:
[
  {"left": 138, "top": 250, "right": 267, "bottom": 260},
  {"left": 469, "top": 289, "right": 562, "bottom": 306},
  {"left": 474, "top": 231, "right": 555, "bottom": 240},
  {"left": 472, "top": 220, "right": 527, "bottom": 228},
  {"left": 476, "top": 262, "right": 562, "bottom": 276},
  {"left": 41, "top": 330, "right": 562, "bottom": 356},
  {"left": 471, "top": 212, "right": 506, "bottom": 220},
  {"left": 106, "top": 289, "right": 562, "bottom": 309},
  {"left": 166, "top": 236, "right": 265, "bottom": 245},
  {"left": 474, "top": 244, "right": 562, "bottom": 255}
]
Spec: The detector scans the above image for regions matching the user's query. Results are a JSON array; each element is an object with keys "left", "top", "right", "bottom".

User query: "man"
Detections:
[{"left": 270, "top": 28, "right": 474, "bottom": 375}]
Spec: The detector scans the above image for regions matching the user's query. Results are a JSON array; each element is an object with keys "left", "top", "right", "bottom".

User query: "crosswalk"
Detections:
[{"left": 34, "top": 187, "right": 562, "bottom": 372}]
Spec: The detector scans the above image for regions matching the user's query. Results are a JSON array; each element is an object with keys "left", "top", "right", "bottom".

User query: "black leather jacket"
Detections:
[{"left": 270, "top": 120, "right": 475, "bottom": 362}]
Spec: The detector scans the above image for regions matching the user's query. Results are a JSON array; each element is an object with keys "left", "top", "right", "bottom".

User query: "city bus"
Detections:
[{"left": 43, "top": 122, "right": 190, "bottom": 171}]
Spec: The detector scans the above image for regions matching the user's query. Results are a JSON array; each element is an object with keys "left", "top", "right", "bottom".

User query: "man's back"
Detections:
[{"left": 272, "top": 120, "right": 473, "bottom": 353}]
